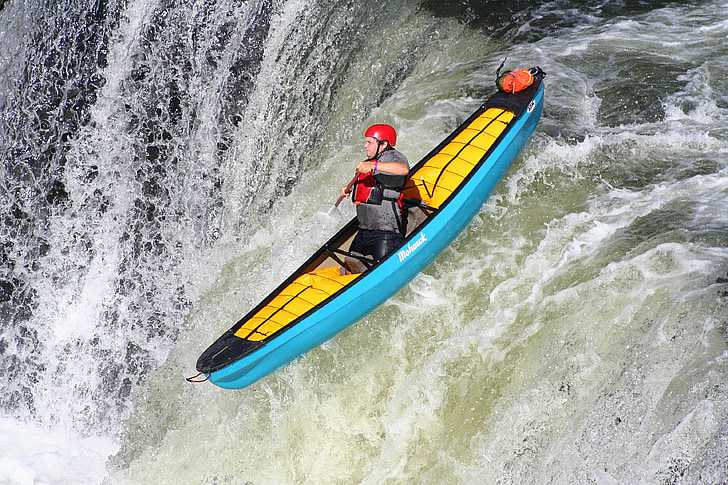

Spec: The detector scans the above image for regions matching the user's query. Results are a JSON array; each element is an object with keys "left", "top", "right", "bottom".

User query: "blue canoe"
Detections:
[{"left": 196, "top": 68, "right": 545, "bottom": 389}]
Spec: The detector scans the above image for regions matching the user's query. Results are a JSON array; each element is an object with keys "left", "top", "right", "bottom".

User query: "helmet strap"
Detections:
[{"left": 373, "top": 139, "right": 386, "bottom": 160}]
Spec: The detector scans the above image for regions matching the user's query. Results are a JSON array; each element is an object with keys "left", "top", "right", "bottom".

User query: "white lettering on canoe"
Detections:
[{"left": 398, "top": 233, "right": 427, "bottom": 262}]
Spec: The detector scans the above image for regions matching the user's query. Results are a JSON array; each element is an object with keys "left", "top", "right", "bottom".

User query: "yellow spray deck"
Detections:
[{"left": 235, "top": 268, "right": 360, "bottom": 341}]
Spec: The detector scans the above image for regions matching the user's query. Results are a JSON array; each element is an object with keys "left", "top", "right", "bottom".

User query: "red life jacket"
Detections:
[
  {"left": 352, "top": 172, "right": 378, "bottom": 205},
  {"left": 351, "top": 172, "right": 406, "bottom": 209}
]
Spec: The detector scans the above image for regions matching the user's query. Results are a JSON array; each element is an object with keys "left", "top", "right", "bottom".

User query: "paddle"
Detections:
[
  {"left": 334, "top": 173, "right": 359, "bottom": 208},
  {"left": 335, "top": 155, "right": 380, "bottom": 208}
]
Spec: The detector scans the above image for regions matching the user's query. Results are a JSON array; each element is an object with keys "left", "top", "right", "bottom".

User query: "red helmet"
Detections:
[{"left": 364, "top": 123, "right": 397, "bottom": 147}]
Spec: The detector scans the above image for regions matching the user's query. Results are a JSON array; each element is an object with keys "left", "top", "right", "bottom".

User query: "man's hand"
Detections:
[
  {"left": 340, "top": 185, "right": 352, "bottom": 198},
  {"left": 356, "top": 161, "right": 375, "bottom": 174}
]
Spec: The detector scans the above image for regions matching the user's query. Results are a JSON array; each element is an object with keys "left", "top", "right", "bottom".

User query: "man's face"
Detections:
[{"left": 364, "top": 136, "right": 381, "bottom": 158}]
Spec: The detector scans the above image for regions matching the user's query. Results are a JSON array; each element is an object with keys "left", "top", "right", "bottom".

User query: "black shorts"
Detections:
[{"left": 350, "top": 229, "right": 403, "bottom": 261}]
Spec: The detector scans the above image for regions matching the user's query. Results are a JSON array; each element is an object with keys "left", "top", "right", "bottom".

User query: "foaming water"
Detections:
[
  {"left": 1, "top": 0, "right": 727, "bottom": 483},
  {"left": 111, "top": 2, "right": 728, "bottom": 484},
  {"left": 0, "top": 417, "right": 117, "bottom": 485}
]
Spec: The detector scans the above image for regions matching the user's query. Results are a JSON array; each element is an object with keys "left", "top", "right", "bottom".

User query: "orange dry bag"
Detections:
[{"left": 496, "top": 68, "right": 537, "bottom": 94}]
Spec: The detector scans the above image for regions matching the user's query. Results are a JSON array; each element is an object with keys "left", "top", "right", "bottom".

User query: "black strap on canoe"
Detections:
[
  {"left": 403, "top": 198, "right": 437, "bottom": 215},
  {"left": 326, "top": 245, "right": 375, "bottom": 269},
  {"left": 416, "top": 176, "right": 435, "bottom": 200},
  {"left": 325, "top": 247, "right": 349, "bottom": 270},
  {"left": 387, "top": 200, "right": 406, "bottom": 237}
]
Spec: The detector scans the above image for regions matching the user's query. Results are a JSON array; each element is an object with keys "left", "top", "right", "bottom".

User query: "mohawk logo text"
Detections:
[{"left": 398, "top": 233, "right": 427, "bottom": 262}]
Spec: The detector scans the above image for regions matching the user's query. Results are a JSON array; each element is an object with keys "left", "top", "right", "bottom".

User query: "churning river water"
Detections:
[{"left": 1, "top": 0, "right": 727, "bottom": 483}]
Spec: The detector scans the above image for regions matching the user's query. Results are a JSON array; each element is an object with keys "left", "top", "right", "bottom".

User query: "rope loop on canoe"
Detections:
[
  {"left": 185, "top": 372, "right": 210, "bottom": 383},
  {"left": 495, "top": 56, "right": 508, "bottom": 84}
]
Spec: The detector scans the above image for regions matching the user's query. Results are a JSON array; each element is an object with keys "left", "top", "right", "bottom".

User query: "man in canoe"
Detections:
[{"left": 340, "top": 123, "right": 410, "bottom": 270}]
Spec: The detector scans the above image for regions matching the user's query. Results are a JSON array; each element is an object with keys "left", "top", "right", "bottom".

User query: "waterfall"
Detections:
[{"left": 1, "top": 0, "right": 726, "bottom": 483}]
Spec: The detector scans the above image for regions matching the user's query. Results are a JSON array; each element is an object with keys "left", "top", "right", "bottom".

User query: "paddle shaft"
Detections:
[
  {"left": 335, "top": 155, "right": 383, "bottom": 208},
  {"left": 334, "top": 173, "right": 359, "bottom": 208}
]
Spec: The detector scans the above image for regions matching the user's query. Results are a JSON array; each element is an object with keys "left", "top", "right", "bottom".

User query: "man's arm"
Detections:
[{"left": 355, "top": 160, "right": 408, "bottom": 176}]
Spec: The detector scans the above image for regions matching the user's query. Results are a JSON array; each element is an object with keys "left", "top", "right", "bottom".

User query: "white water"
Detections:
[
  {"left": 1, "top": 0, "right": 727, "bottom": 483},
  {"left": 0, "top": 417, "right": 117, "bottom": 485}
]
